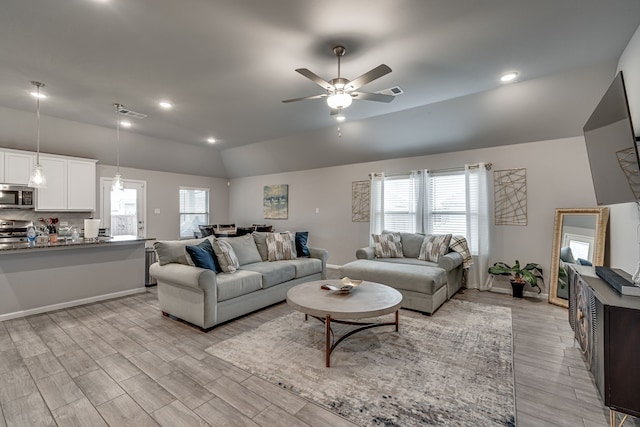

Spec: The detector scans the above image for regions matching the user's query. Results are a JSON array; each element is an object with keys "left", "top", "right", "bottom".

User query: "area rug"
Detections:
[{"left": 206, "top": 300, "right": 515, "bottom": 426}]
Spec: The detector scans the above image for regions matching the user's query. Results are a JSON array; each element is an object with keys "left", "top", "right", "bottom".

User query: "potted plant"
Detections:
[{"left": 488, "top": 260, "right": 544, "bottom": 298}]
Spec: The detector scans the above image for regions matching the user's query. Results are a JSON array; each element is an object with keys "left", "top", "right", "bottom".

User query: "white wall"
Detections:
[
  {"left": 608, "top": 24, "right": 640, "bottom": 274},
  {"left": 230, "top": 136, "right": 597, "bottom": 293},
  {"left": 98, "top": 165, "right": 229, "bottom": 241}
]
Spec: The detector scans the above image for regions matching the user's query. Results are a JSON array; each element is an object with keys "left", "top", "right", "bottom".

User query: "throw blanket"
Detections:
[{"left": 450, "top": 235, "right": 473, "bottom": 269}]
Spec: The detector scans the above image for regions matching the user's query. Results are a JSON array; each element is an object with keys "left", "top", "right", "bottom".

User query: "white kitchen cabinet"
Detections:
[
  {"left": 67, "top": 159, "right": 96, "bottom": 210},
  {"left": 36, "top": 156, "right": 67, "bottom": 211},
  {"left": 36, "top": 156, "right": 97, "bottom": 211},
  {"left": 4, "top": 151, "right": 34, "bottom": 185}
]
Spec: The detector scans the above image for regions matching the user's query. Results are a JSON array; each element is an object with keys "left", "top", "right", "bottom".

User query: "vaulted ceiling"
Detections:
[{"left": 1, "top": 0, "right": 639, "bottom": 178}]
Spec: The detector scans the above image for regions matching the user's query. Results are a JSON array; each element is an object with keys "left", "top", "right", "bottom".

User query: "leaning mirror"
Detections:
[{"left": 549, "top": 208, "right": 609, "bottom": 308}]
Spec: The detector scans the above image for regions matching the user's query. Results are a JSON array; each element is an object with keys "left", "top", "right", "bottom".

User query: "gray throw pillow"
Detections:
[
  {"left": 223, "top": 235, "right": 262, "bottom": 266},
  {"left": 154, "top": 238, "right": 205, "bottom": 265},
  {"left": 266, "top": 232, "right": 297, "bottom": 261},
  {"left": 418, "top": 234, "right": 452, "bottom": 262},
  {"left": 212, "top": 239, "right": 240, "bottom": 273},
  {"left": 372, "top": 232, "right": 403, "bottom": 258},
  {"left": 251, "top": 231, "right": 269, "bottom": 261}
]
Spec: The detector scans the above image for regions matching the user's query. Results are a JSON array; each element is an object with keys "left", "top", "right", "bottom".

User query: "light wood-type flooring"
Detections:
[{"left": 0, "top": 268, "right": 637, "bottom": 426}]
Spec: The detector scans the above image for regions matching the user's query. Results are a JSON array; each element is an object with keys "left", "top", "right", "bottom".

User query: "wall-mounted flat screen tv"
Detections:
[{"left": 583, "top": 71, "right": 639, "bottom": 206}]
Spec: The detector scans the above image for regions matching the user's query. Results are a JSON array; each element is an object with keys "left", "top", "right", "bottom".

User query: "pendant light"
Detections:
[
  {"left": 112, "top": 103, "right": 124, "bottom": 192},
  {"left": 28, "top": 81, "right": 47, "bottom": 188}
]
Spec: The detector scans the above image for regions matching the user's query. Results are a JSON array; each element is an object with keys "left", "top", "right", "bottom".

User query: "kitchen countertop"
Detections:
[{"left": 0, "top": 236, "right": 153, "bottom": 253}]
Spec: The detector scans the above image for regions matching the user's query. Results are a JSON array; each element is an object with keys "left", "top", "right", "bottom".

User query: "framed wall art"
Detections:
[{"left": 263, "top": 184, "right": 288, "bottom": 219}]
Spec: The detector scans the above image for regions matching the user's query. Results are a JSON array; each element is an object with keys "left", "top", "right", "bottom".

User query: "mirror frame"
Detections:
[{"left": 549, "top": 207, "right": 609, "bottom": 308}]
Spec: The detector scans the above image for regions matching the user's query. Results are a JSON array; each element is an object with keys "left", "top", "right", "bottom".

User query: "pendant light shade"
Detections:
[
  {"left": 112, "top": 103, "right": 124, "bottom": 192},
  {"left": 28, "top": 81, "right": 47, "bottom": 188}
]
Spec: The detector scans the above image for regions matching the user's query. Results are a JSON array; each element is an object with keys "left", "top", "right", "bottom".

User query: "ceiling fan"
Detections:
[{"left": 282, "top": 45, "right": 396, "bottom": 114}]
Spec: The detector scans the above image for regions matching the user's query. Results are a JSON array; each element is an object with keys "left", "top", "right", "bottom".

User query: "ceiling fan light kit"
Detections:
[{"left": 282, "top": 45, "right": 396, "bottom": 114}]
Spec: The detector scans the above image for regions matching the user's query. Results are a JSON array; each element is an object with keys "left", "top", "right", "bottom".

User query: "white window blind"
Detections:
[
  {"left": 383, "top": 175, "right": 415, "bottom": 233},
  {"left": 428, "top": 172, "right": 466, "bottom": 237},
  {"left": 179, "top": 187, "right": 210, "bottom": 238}
]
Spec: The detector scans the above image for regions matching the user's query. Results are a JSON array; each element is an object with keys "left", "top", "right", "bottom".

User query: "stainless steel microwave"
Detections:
[{"left": 0, "top": 185, "right": 35, "bottom": 209}]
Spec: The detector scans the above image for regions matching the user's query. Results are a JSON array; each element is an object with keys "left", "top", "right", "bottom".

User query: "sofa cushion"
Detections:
[
  {"left": 280, "top": 258, "right": 323, "bottom": 278},
  {"left": 240, "top": 262, "right": 296, "bottom": 288},
  {"left": 223, "top": 235, "right": 262, "bottom": 266},
  {"left": 215, "top": 270, "right": 263, "bottom": 302},
  {"left": 155, "top": 237, "right": 210, "bottom": 266},
  {"left": 266, "top": 232, "right": 297, "bottom": 261},
  {"left": 185, "top": 239, "right": 219, "bottom": 272},
  {"left": 419, "top": 234, "right": 452, "bottom": 262},
  {"left": 251, "top": 231, "right": 269, "bottom": 261},
  {"left": 373, "top": 232, "right": 403, "bottom": 258},
  {"left": 295, "top": 231, "right": 310, "bottom": 257},
  {"left": 399, "top": 232, "right": 426, "bottom": 258},
  {"left": 339, "top": 259, "right": 446, "bottom": 294},
  {"left": 212, "top": 239, "right": 240, "bottom": 273}
]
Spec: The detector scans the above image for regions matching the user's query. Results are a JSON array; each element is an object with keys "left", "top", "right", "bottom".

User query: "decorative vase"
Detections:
[{"left": 510, "top": 280, "right": 525, "bottom": 298}]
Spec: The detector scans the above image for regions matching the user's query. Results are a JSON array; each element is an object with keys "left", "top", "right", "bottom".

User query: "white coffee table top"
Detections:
[{"left": 287, "top": 280, "right": 403, "bottom": 320}]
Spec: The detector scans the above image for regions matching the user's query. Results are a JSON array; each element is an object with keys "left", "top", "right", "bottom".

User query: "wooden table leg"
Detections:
[
  {"left": 326, "top": 315, "right": 331, "bottom": 368},
  {"left": 395, "top": 310, "right": 399, "bottom": 332}
]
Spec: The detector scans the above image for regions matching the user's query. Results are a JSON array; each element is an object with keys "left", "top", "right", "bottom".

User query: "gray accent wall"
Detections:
[
  {"left": 97, "top": 165, "right": 230, "bottom": 242},
  {"left": 229, "top": 136, "right": 598, "bottom": 294}
]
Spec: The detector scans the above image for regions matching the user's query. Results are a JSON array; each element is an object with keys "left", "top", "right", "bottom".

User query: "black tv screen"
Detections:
[{"left": 583, "top": 71, "right": 639, "bottom": 206}]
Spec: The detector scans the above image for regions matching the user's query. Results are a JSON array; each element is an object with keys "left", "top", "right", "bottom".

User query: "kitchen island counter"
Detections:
[
  {"left": 0, "top": 236, "right": 152, "bottom": 253},
  {"left": 0, "top": 237, "right": 151, "bottom": 320}
]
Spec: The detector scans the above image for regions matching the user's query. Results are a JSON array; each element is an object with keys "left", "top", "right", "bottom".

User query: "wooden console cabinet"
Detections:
[{"left": 568, "top": 265, "right": 640, "bottom": 425}]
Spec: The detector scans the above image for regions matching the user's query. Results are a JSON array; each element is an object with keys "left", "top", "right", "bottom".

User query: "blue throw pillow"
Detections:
[
  {"left": 185, "top": 239, "right": 219, "bottom": 272},
  {"left": 577, "top": 258, "right": 593, "bottom": 266},
  {"left": 295, "top": 231, "right": 310, "bottom": 257}
]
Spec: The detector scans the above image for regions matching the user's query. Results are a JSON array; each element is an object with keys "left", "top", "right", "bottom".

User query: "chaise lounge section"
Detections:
[{"left": 340, "top": 232, "right": 464, "bottom": 314}]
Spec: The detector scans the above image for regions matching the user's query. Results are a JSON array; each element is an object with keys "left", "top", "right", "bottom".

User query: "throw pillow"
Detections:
[
  {"left": 211, "top": 239, "right": 240, "bottom": 273},
  {"left": 418, "top": 234, "right": 453, "bottom": 262},
  {"left": 251, "top": 231, "right": 269, "bottom": 261},
  {"left": 224, "top": 235, "right": 262, "bottom": 266},
  {"left": 372, "top": 232, "right": 403, "bottom": 258},
  {"left": 266, "top": 232, "right": 297, "bottom": 261},
  {"left": 295, "top": 231, "right": 310, "bottom": 257},
  {"left": 154, "top": 238, "right": 205, "bottom": 265},
  {"left": 185, "top": 239, "right": 219, "bottom": 272}
]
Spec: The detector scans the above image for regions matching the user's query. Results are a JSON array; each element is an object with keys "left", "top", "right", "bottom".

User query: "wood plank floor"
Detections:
[{"left": 0, "top": 268, "right": 637, "bottom": 426}]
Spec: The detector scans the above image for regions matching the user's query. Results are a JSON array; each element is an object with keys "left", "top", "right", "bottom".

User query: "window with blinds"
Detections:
[
  {"left": 179, "top": 187, "right": 210, "bottom": 238},
  {"left": 428, "top": 172, "right": 467, "bottom": 237},
  {"left": 383, "top": 175, "right": 416, "bottom": 233}
]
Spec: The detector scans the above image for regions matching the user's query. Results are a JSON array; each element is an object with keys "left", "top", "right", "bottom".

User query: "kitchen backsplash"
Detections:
[{"left": 0, "top": 210, "right": 97, "bottom": 230}]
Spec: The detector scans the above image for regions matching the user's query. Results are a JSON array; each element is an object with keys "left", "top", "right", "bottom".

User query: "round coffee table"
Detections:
[{"left": 287, "top": 280, "right": 403, "bottom": 367}]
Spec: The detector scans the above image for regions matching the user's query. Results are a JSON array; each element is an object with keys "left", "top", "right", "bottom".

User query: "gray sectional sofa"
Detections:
[
  {"left": 149, "top": 233, "right": 327, "bottom": 330},
  {"left": 340, "top": 232, "right": 464, "bottom": 314}
]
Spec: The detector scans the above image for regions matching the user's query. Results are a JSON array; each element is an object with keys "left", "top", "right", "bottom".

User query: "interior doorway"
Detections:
[{"left": 100, "top": 177, "right": 147, "bottom": 238}]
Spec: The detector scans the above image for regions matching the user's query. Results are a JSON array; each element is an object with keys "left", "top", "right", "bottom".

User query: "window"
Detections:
[
  {"left": 383, "top": 175, "right": 416, "bottom": 233},
  {"left": 179, "top": 187, "right": 209, "bottom": 239},
  {"left": 427, "top": 172, "right": 467, "bottom": 236}
]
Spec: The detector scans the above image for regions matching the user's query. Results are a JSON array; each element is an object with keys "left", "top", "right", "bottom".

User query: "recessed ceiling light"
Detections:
[
  {"left": 30, "top": 91, "right": 47, "bottom": 99},
  {"left": 158, "top": 100, "right": 173, "bottom": 110},
  {"left": 207, "top": 137, "right": 216, "bottom": 144},
  {"left": 500, "top": 72, "right": 519, "bottom": 83},
  {"left": 336, "top": 114, "right": 346, "bottom": 122},
  {"left": 120, "top": 120, "right": 132, "bottom": 128}
]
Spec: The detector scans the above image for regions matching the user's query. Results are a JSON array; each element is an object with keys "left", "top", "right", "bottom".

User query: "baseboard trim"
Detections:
[
  {"left": 0, "top": 288, "right": 148, "bottom": 322},
  {"left": 489, "top": 287, "right": 548, "bottom": 300}
]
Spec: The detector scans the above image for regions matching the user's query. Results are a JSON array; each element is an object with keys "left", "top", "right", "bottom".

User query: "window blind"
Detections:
[
  {"left": 428, "top": 172, "right": 466, "bottom": 236},
  {"left": 383, "top": 175, "right": 415, "bottom": 233},
  {"left": 179, "top": 187, "right": 210, "bottom": 238}
]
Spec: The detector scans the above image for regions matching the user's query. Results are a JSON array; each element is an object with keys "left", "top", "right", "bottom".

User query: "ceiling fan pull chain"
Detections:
[{"left": 337, "top": 126, "right": 342, "bottom": 138}]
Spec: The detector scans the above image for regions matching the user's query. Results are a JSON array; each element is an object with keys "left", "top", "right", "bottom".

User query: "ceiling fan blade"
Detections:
[
  {"left": 350, "top": 91, "right": 395, "bottom": 103},
  {"left": 329, "top": 108, "right": 340, "bottom": 116},
  {"left": 295, "top": 68, "right": 334, "bottom": 91},
  {"left": 345, "top": 64, "right": 392, "bottom": 91},
  {"left": 281, "top": 94, "right": 327, "bottom": 103}
]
